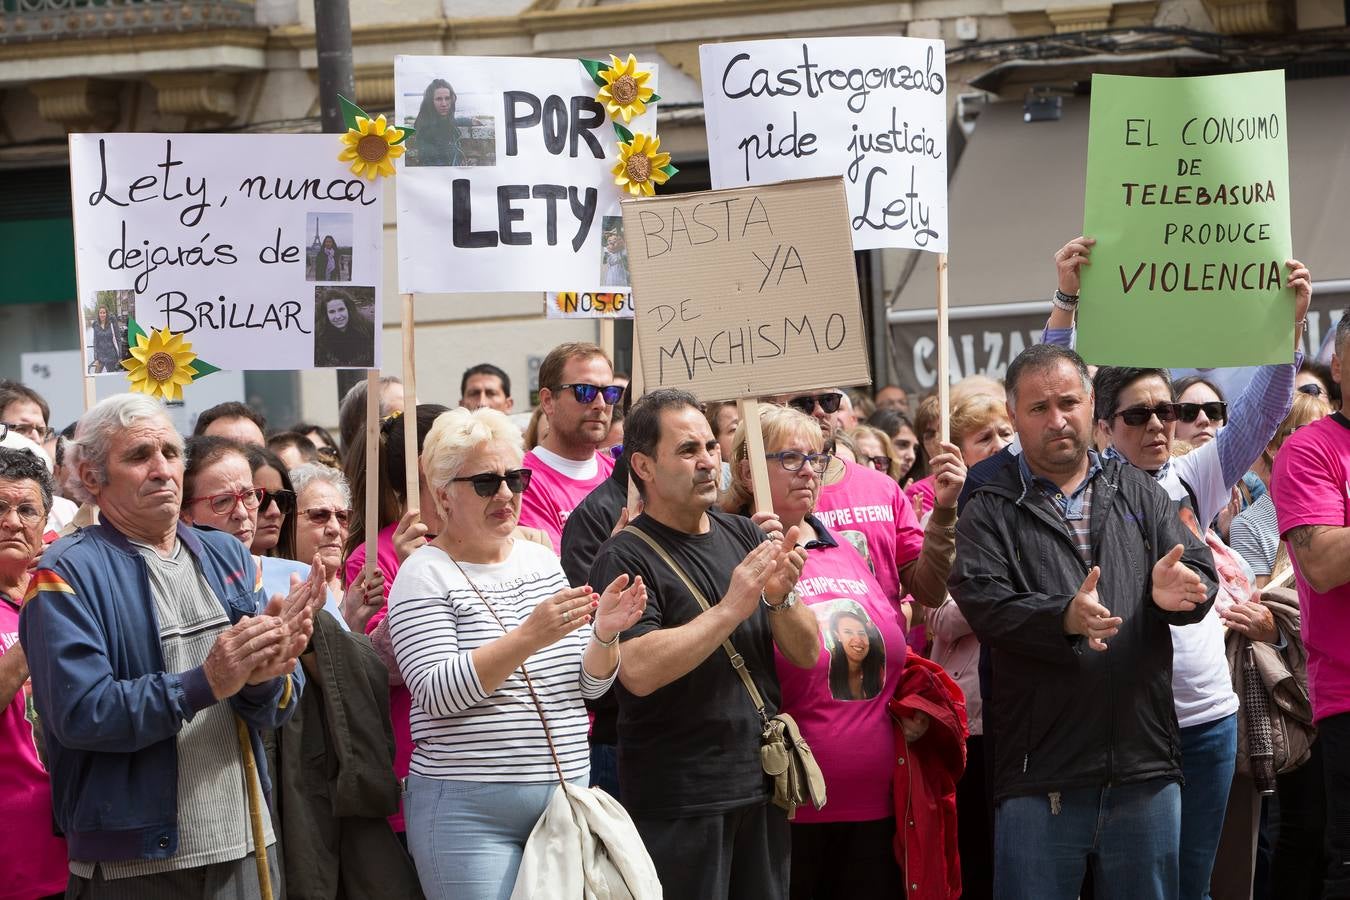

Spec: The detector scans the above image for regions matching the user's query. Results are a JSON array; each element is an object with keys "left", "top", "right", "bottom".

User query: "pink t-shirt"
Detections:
[
  {"left": 344, "top": 521, "right": 411, "bottom": 832},
  {"left": 1272, "top": 413, "right": 1350, "bottom": 723},
  {"left": 774, "top": 526, "right": 908, "bottom": 823},
  {"left": 519, "top": 448, "right": 615, "bottom": 553},
  {"left": 814, "top": 460, "right": 924, "bottom": 606},
  {"left": 0, "top": 595, "right": 68, "bottom": 899}
]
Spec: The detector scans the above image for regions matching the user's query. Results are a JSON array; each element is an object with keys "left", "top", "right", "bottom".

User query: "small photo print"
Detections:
[
  {"left": 306, "top": 213, "right": 354, "bottom": 283},
  {"left": 598, "top": 216, "right": 630, "bottom": 288},
  {"left": 85, "top": 289, "right": 132, "bottom": 375},
  {"left": 313, "top": 286, "right": 376, "bottom": 369},
  {"left": 402, "top": 79, "right": 497, "bottom": 167},
  {"left": 814, "top": 599, "right": 887, "bottom": 703}
]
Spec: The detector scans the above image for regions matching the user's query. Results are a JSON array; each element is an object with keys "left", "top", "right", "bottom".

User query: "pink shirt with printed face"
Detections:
[
  {"left": 1272, "top": 413, "right": 1350, "bottom": 723},
  {"left": 1, "top": 595, "right": 69, "bottom": 899},
  {"left": 773, "top": 525, "right": 908, "bottom": 823},
  {"left": 518, "top": 448, "right": 615, "bottom": 553}
]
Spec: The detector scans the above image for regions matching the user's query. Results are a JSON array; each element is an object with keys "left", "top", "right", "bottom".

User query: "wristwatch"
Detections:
[{"left": 763, "top": 589, "right": 800, "bottom": 612}]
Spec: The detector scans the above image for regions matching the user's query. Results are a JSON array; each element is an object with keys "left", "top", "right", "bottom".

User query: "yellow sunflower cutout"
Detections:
[
  {"left": 613, "top": 132, "right": 671, "bottom": 198},
  {"left": 339, "top": 115, "right": 405, "bottom": 180},
  {"left": 596, "top": 54, "right": 656, "bottom": 124},
  {"left": 121, "top": 326, "right": 198, "bottom": 403}
]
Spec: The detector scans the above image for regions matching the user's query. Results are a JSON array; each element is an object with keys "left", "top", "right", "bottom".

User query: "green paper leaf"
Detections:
[
  {"left": 648, "top": 93, "right": 661, "bottom": 105},
  {"left": 126, "top": 317, "right": 148, "bottom": 344},
  {"left": 660, "top": 163, "right": 679, "bottom": 178},
  {"left": 391, "top": 124, "right": 414, "bottom": 146},
  {"left": 338, "top": 94, "right": 367, "bottom": 132},
  {"left": 189, "top": 359, "right": 221, "bottom": 381},
  {"left": 613, "top": 122, "right": 635, "bottom": 144},
  {"left": 579, "top": 57, "right": 611, "bottom": 87}
]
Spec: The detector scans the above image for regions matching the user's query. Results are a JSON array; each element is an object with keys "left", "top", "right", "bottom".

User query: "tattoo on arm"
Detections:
[{"left": 1286, "top": 525, "right": 1322, "bottom": 552}]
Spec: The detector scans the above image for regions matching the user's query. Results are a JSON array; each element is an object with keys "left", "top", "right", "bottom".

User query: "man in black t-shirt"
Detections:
[{"left": 588, "top": 389, "right": 819, "bottom": 900}]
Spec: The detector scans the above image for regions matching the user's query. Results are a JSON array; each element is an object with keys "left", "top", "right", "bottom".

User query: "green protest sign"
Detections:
[{"left": 1078, "top": 71, "right": 1292, "bottom": 367}]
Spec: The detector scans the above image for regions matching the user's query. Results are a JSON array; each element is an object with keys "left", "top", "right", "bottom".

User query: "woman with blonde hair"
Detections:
[
  {"left": 848, "top": 424, "right": 901, "bottom": 480},
  {"left": 905, "top": 393, "right": 1013, "bottom": 524},
  {"left": 388, "top": 407, "right": 645, "bottom": 900}
]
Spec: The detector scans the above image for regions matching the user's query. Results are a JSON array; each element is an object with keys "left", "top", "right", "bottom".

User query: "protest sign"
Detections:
[
  {"left": 68, "top": 133, "right": 384, "bottom": 372},
  {"left": 623, "top": 176, "right": 869, "bottom": 402},
  {"left": 700, "top": 36, "right": 948, "bottom": 253},
  {"left": 395, "top": 55, "right": 657, "bottom": 293},
  {"left": 1078, "top": 71, "right": 1293, "bottom": 367},
  {"left": 545, "top": 291, "right": 634, "bottom": 319}
]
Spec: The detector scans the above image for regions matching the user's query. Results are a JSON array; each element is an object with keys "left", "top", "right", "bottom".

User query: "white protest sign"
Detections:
[
  {"left": 69, "top": 133, "right": 384, "bottom": 372},
  {"left": 395, "top": 55, "right": 657, "bottom": 293},
  {"left": 623, "top": 176, "right": 869, "bottom": 402},
  {"left": 700, "top": 36, "right": 948, "bottom": 253}
]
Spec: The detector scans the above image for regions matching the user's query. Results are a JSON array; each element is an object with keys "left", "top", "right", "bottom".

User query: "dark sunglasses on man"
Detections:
[
  {"left": 556, "top": 383, "right": 625, "bottom": 406},
  {"left": 451, "top": 468, "right": 533, "bottom": 498},
  {"left": 787, "top": 393, "right": 843, "bottom": 416},
  {"left": 261, "top": 489, "right": 297, "bottom": 515}
]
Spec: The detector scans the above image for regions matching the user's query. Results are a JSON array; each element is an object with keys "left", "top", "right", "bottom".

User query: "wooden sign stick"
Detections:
[
  {"left": 936, "top": 253, "right": 951, "bottom": 443},
  {"left": 401, "top": 292, "right": 420, "bottom": 508},
  {"left": 599, "top": 317, "right": 615, "bottom": 363},
  {"left": 363, "top": 367, "right": 381, "bottom": 580},
  {"left": 737, "top": 398, "right": 774, "bottom": 518},
  {"left": 627, "top": 315, "right": 645, "bottom": 515}
]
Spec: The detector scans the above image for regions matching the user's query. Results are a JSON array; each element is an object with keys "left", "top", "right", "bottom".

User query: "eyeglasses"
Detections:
[
  {"left": 1175, "top": 401, "right": 1228, "bottom": 424},
  {"left": 1, "top": 422, "right": 51, "bottom": 443},
  {"left": 1111, "top": 403, "right": 1181, "bottom": 427},
  {"left": 261, "top": 489, "right": 296, "bottom": 514},
  {"left": 186, "top": 487, "right": 265, "bottom": 516},
  {"left": 866, "top": 455, "right": 891, "bottom": 472},
  {"left": 0, "top": 498, "right": 44, "bottom": 527},
  {"left": 301, "top": 507, "right": 351, "bottom": 527},
  {"left": 451, "top": 468, "right": 533, "bottom": 498},
  {"left": 556, "top": 383, "right": 625, "bottom": 406},
  {"left": 766, "top": 451, "right": 833, "bottom": 475},
  {"left": 1298, "top": 384, "right": 1327, "bottom": 398},
  {"left": 786, "top": 393, "right": 843, "bottom": 416}
]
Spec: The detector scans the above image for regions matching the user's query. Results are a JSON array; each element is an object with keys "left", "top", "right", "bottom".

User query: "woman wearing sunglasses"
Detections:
[
  {"left": 292, "top": 462, "right": 387, "bottom": 632},
  {"left": 387, "top": 407, "right": 645, "bottom": 900}
]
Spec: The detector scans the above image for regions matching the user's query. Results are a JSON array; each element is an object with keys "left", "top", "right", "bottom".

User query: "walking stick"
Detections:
[{"left": 235, "top": 716, "right": 275, "bottom": 900}]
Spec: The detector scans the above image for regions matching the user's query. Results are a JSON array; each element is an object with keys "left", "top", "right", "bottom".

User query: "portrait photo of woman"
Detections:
[
  {"left": 305, "top": 213, "right": 354, "bottom": 283},
  {"left": 90, "top": 303, "right": 125, "bottom": 374},
  {"left": 407, "top": 78, "right": 466, "bottom": 167},
  {"left": 313, "top": 287, "right": 375, "bottom": 369},
  {"left": 825, "top": 602, "right": 887, "bottom": 702},
  {"left": 599, "top": 218, "right": 629, "bottom": 287}
]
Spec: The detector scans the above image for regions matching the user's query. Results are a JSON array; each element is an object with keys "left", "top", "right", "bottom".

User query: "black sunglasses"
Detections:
[
  {"left": 556, "top": 383, "right": 625, "bottom": 405},
  {"left": 261, "top": 488, "right": 297, "bottom": 514},
  {"left": 866, "top": 454, "right": 891, "bottom": 472},
  {"left": 451, "top": 468, "right": 533, "bottom": 498},
  {"left": 787, "top": 393, "right": 843, "bottom": 415},
  {"left": 1175, "top": 401, "right": 1227, "bottom": 424},
  {"left": 1112, "top": 403, "right": 1181, "bottom": 427},
  {"left": 1298, "top": 383, "right": 1326, "bottom": 398}
]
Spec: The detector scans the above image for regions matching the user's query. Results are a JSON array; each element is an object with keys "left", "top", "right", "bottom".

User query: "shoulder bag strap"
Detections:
[{"left": 621, "top": 525, "right": 769, "bottom": 720}]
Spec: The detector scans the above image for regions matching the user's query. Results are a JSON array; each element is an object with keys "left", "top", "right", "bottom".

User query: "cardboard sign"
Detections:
[
  {"left": 623, "top": 176, "right": 869, "bottom": 402},
  {"left": 1078, "top": 71, "right": 1293, "bottom": 367},
  {"left": 700, "top": 36, "right": 948, "bottom": 253},
  {"left": 395, "top": 55, "right": 656, "bottom": 293},
  {"left": 69, "top": 133, "right": 384, "bottom": 372}
]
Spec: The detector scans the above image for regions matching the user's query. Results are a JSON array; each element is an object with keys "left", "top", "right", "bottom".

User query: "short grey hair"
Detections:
[
  {"left": 0, "top": 446, "right": 55, "bottom": 516},
  {"left": 290, "top": 462, "right": 352, "bottom": 508},
  {"left": 420, "top": 408, "right": 523, "bottom": 516},
  {"left": 65, "top": 393, "right": 177, "bottom": 504}
]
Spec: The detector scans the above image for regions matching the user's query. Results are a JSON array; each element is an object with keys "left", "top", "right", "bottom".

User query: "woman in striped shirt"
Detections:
[{"left": 388, "top": 407, "right": 645, "bottom": 900}]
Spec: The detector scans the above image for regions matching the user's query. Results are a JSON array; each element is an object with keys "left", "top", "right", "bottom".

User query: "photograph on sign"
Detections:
[
  {"left": 395, "top": 55, "right": 657, "bottom": 294},
  {"left": 1077, "top": 71, "right": 1293, "bottom": 368},
  {"left": 623, "top": 176, "right": 869, "bottom": 402},
  {"left": 68, "top": 133, "right": 384, "bottom": 373},
  {"left": 700, "top": 36, "right": 948, "bottom": 253}
]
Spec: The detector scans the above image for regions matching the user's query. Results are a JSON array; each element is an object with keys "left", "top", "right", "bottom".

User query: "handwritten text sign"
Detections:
[
  {"left": 700, "top": 36, "right": 947, "bottom": 253},
  {"left": 623, "top": 177, "right": 869, "bottom": 402},
  {"left": 1078, "top": 71, "right": 1293, "bottom": 367},
  {"left": 69, "top": 133, "right": 384, "bottom": 371},
  {"left": 395, "top": 55, "right": 656, "bottom": 293}
]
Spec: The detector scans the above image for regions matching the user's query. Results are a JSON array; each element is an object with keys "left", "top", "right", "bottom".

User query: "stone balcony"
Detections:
[{"left": 0, "top": 0, "right": 256, "bottom": 44}]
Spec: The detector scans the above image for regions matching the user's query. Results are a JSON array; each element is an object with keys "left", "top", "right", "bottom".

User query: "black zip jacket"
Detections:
[{"left": 948, "top": 453, "right": 1218, "bottom": 802}]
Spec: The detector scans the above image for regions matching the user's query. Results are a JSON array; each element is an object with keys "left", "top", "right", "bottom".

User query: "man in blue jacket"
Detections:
[{"left": 21, "top": 393, "right": 317, "bottom": 896}]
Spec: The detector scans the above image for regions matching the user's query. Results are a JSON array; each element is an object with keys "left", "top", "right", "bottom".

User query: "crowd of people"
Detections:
[{"left": 0, "top": 236, "right": 1346, "bottom": 900}]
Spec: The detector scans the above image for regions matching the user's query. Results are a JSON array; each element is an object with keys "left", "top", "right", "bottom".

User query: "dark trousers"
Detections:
[
  {"left": 633, "top": 800, "right": 789, "bottom": 900},
  {"left": 957, "top": 735, "right": 995, "bottom": 900},
  {"left": 1273, "top": 739, "right": 1326, "bottom": 900},
  {"left": 788, "top": 817, "right": 901, "bottom": 900},
  {"left": 1321, "top": 713, "right": 1350, "bottom": 898}
]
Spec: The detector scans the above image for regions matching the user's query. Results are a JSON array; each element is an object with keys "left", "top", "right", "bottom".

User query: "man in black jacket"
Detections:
[{"left": 949, "top": 344, "right": 1218, "bottom": 900}]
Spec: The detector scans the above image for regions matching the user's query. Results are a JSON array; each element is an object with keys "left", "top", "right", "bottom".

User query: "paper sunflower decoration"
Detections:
[
  {"left": 579, "top": 56, "right": 678, "bottom": 196},
  {"left": 592, "top": 54, "right": 656, "bottom": 124},
  {"left": 120, "top": 320, "right": 219, "bottom": 403},
  {"left": 336, "top": 95, "right": 412, "bottom": 180}
]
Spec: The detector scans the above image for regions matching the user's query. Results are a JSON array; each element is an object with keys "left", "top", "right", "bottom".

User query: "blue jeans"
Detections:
[
  {"left": 404, "top": 774, "right": 584, "bottom": 900},
  {"left": 590, "top": 742, "right": 620, "bottom": 799},
  {"left": 1179, "top": 713, "right": 1237, "bottom": 900},
  {"left": 994, "top": 779, "right": 1181, "bottom": 900}
]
